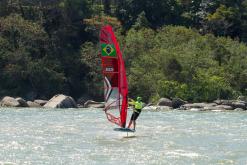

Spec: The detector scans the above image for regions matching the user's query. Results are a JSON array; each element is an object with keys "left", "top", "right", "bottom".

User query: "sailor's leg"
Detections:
[
  {"left": 128, "top": 120, "right": 133, "bottom": 128},
  {"left": 128, "top": 113, "right": 135, "bottom": 128}
]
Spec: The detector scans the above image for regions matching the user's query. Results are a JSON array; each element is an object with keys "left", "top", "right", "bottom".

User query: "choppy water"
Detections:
[{"left": 0, "top": 108, "right": 247, "bottom": 165}]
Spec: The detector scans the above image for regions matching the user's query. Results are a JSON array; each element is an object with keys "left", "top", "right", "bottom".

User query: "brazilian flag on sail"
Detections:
[{"left": 101, "top": 44, "right": 116, "bottom": 57}]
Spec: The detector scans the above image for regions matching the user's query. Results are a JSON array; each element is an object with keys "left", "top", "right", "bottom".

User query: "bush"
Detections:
[{"left": 123, "top": 26, "right": 247, "bottom": 102}]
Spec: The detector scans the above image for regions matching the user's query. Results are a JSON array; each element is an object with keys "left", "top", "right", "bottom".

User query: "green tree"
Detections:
[
  {"left": 0, "top": 14, "right": 66, "bottom": 98},
  {"left": 123, "top": 26, "right": 247, "bottom": 102},
  {"left": 206, "top": 5, "right": 241, "bottom": 37},
  {"left": 80, "top": 42, "right": 103, "bottom": 98},
  {"left": 132, "top": 11, "right": 150, "bottom": 30},
  {"left": 116, "top": 0, "right": 182, "bottom": 29}
]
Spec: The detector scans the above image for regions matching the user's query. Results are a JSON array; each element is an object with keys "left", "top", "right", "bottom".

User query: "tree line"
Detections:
[{"left": 0, "top": 0, "right": 246, "bottom": 102}]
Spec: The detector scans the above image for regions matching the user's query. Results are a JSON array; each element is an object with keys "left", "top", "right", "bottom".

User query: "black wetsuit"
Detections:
[{"left": 131, "top": 109, "right": 141, "bottom": 121}]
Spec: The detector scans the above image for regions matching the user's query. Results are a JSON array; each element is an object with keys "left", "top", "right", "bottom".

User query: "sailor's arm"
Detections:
[{"left": 128, "top": 98, "right": 135, "bottom": 106}]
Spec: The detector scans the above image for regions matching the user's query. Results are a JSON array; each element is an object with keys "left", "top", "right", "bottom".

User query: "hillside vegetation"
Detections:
[{"left": 0, "top": 0, "right": 247, "bottom": 102}]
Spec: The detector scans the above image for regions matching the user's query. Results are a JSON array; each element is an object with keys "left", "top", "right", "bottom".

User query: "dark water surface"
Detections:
[{"left": 0, "top": 108, "right": 247, "bottom": 165}]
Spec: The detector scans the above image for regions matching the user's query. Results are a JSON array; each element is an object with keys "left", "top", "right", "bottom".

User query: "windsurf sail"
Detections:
[{"left": 99, "top": 25, "right": 128, "bottom": 128}]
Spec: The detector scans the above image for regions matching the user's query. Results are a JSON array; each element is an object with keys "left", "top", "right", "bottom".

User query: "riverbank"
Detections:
[
  {"left": 0, "top": 94, "right": 105, "bottom": 109},
  {"left": 149, "top": 97, "right": 247, "bottom": 111},
  {"left": 0, "top": 94, "right": 246, "bottom": 111}
]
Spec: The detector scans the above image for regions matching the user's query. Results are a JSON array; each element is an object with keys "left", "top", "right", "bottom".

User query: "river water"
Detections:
[{"left": 0, "top": 108, "right": 247, "bottom": 165}]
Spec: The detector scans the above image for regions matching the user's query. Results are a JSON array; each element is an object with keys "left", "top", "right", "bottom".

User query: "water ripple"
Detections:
[{"left": 0, "top": 108, "right": 247, "bottom": 164}]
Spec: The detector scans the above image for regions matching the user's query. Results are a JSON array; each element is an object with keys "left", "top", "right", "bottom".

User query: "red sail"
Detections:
[{"left": 100, "top": 25, "right": 128, "bottom": 128}]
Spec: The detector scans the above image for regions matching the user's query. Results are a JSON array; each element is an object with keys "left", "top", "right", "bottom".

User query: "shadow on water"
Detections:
[
  {"left": 122, "top": 135, "right": 136, "bottom": 139},
  {"left": 120, "top": 134, "right": 150, "bottom": 140}
]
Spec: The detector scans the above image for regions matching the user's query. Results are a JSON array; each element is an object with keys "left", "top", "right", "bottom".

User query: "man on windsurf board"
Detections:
[{"left": 127, "top": 97, "right": 144, "bottom": 130}]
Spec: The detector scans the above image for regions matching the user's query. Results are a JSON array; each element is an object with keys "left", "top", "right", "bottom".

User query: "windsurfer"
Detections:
[{"left": 127, "top": 97, "right": 143, "bottom": 130}]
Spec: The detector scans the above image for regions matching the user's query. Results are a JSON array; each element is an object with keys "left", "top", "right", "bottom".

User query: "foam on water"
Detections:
[{"left": 0, "top": 108, "right": 247, "bottom": 165}]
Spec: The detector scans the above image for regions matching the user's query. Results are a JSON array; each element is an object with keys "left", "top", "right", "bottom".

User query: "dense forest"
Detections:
[{"left": 0, "top": 0, "right": 247, "bottom": 102}]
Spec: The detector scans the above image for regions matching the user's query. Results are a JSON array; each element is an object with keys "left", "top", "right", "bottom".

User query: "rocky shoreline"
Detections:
[
  {"left": 0, "top": 95, "right": 246, "bottom": 111},
  {"left": 0, "top": 94, "right": 104, "bottom": 109},
  {"left": 144, "top": 97, "right": 247, "bottom": 111}
]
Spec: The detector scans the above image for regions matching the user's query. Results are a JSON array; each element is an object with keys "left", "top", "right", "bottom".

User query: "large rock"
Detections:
[
  {"left": 203, "top": 106, "right": 218, "bottom": 111},
  {"left": 77, "top": 95, "right": 91, "bottom": 106},
  {"left": 190, "top": 108, "right": 205, "bottom": 111},
  {"left": 0, "top": 96, "right": 20, "bottom": 107},
  {"left": 234, "top": 108, "right": 245, "bottom": 111},
  {"left": 15, "top": 97, "right": 28, "bottom": 107},
  {"left": 214, "top": 99, "right": 246, "bottom": 110},
  {"left": 215, "top": 105, "right": 233, "bottom": 110},
  {"left": 44, "top": 94, "right": 77, "bottom": 108},
  {"left": 237, "top": 96, "right": 247, "bottom": 102},
  {"left": 214, "top": 99, "right": 233, "bottom": 105},
  {"left": 34, "top": 99, "right": 48, "bottom": 106},
  {"left": 232, "top": 101, "right": 246, "bottom": 110},
  {"left": 172, "top": 98, "right": 187, "bottom": 108},
  {"left": 27, "top": 101, "right": 42, "bottom": 108},
  {"left": 157, "top": 98, "right": 172, "bottom": 107},
  {"left": 84, "top": 100, "right": 105, "bottom": 108},
  {"left": 182, "top": 103, "right": 216, "bottom": 110}
]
